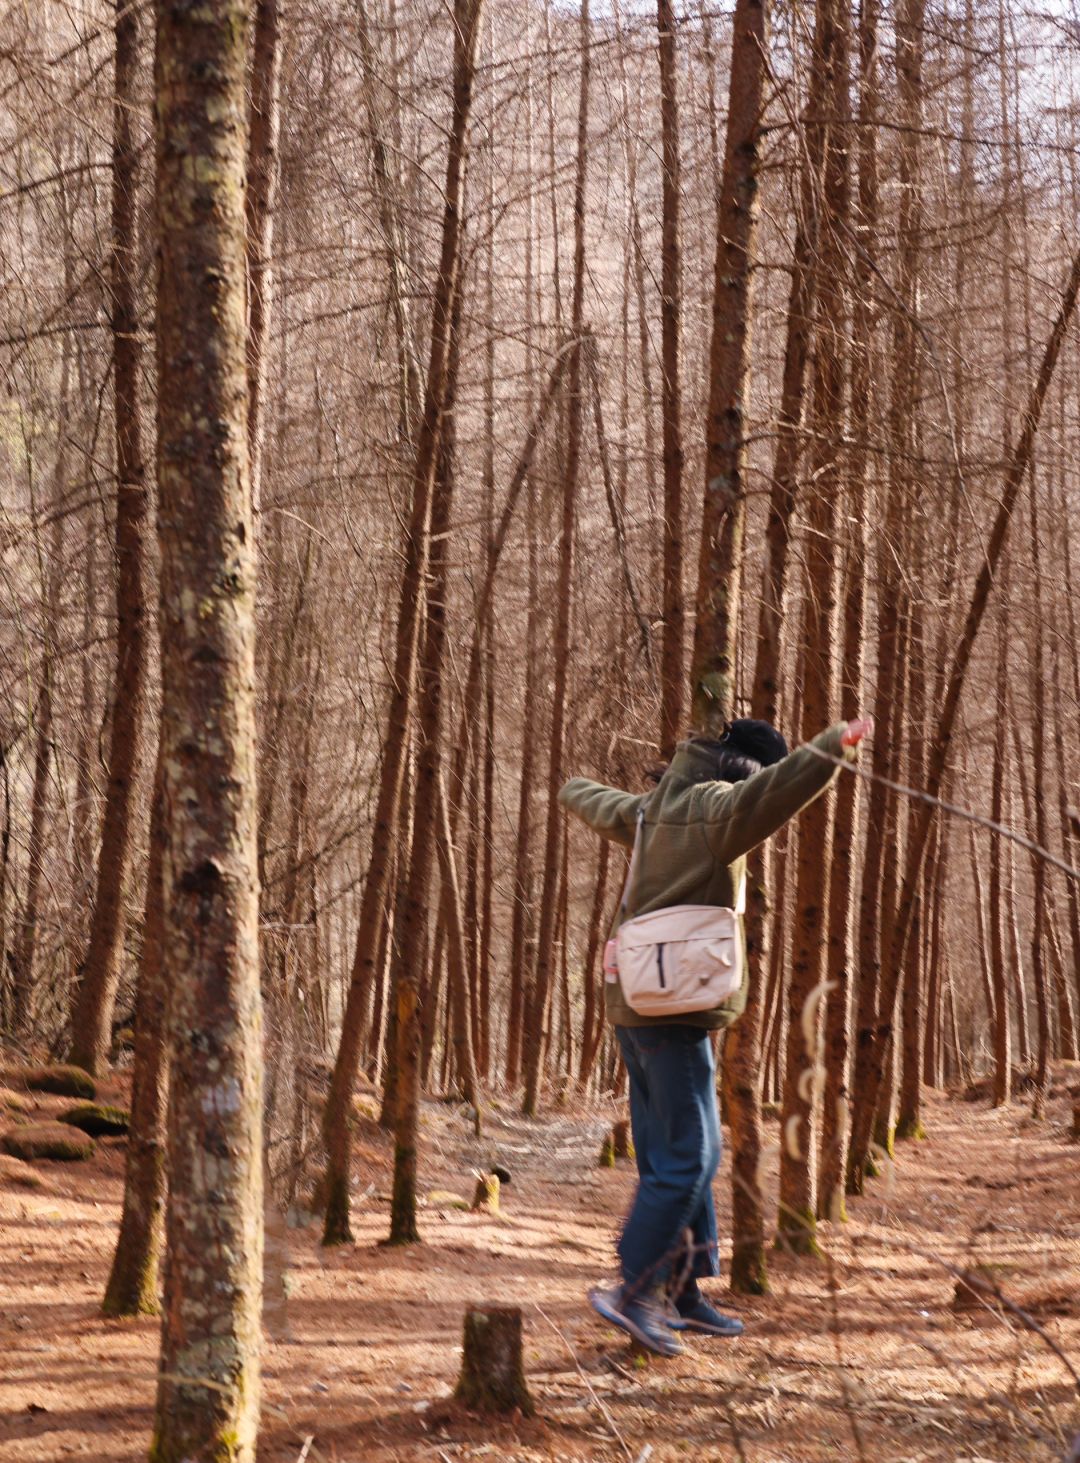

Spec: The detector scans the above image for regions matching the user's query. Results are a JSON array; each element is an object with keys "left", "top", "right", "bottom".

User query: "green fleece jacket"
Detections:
[{"left": 559, "top": 723, "right": 853, "bottom": 1030}]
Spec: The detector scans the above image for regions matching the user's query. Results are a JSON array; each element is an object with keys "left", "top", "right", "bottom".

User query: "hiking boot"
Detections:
[
  {"left": 666, "top": 1293, "right": 744, "bottom": 1337},
  {"left": 589, "top": 1283, "right": 684, "bottom": 1357}
]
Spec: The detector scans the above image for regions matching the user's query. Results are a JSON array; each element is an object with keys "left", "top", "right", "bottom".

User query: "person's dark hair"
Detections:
[
  {"left": 645, "top": 718, "right": 789, "bottom": 787},
  {"left": 687, "top": 719, "right": 789, "bottom": 786},
  {"left": 722, "top": 718, "right": 789, "bottom": 768}
]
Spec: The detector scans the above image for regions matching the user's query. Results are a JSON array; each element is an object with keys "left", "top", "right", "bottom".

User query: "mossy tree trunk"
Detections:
[
  {"left": 150, "top": 1, "right": 263, "bottom": 1458},
  {"left": 69, "top": 0, "right": 149, "bottom": 1077}
]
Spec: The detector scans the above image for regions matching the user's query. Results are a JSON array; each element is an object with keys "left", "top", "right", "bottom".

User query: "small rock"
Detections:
[
  {"left": 312, "top": 1381, "right": 329, "bottom": 1394},
  {"left": 1, "top": 1122, "right": 96, "bottom": 1162},
  {"left": 24, "top": 1065, "right": 96, "bottom": 1101},
  {"left": 58, "top": 1103, "right": 130, "bottom": 1137}
]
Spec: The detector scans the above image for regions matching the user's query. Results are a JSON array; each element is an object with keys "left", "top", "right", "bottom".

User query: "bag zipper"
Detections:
[{"left": 656, "top": 943, "right": 666, "bottom": 989}]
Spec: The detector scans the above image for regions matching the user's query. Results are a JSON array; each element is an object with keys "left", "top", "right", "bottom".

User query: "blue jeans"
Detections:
[{"left": 615, "top": 1024, "right": 722, "bottom": 1294}]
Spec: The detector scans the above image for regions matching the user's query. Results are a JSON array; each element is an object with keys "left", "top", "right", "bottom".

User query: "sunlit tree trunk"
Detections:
[
  {"left": 690, "top": 0, "right": 772, "bottom": 732},
  {"left": 656, "top": 0, "right": 684, "bottom": 756},
  {"left": 776, "top": 0, "right": 849, "bottom": 1255},
  {"left": 245, "top": 0, "right": 283, "bottom": 509},
  {"left": 103, "top": 747, "right": 167, "bottom": 1317},
  {"left": 818, "top": 0, "right": 876, "bottom": 1224},
  {"left": 322, "top": 0, "right": 483, "bottom": 1240},
  {"left": 522, "top": 0, "right": 590, "bottom": 1119},
  {"left": 151, "top": 0, "right": 263, "bottom": 1454},
  {"left": 70, "top": 0, "right": 150, "bottom": 1076}
]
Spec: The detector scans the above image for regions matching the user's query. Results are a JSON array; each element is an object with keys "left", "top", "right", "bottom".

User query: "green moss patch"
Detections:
[
  {"left": 2, "top": 1121, "right": 95, "bottom": 1162},
  {"left": 25, "top": 1064, "right": 97, "bottom": 1100},
  {"left": 59, "top": 1102, "right": 130, "bottom": 1137}
]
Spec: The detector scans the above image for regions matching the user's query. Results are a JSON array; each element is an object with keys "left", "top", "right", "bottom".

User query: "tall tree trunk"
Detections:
[
  {"left": 522, "top": 0, "right": 590, "bottom": 1119},
  {"left": 577, "top": 838, "right": 611, "bottom": 1088},
  {"left": 776, "top": 0, "right": 849, "bottom": 1255},
  {"left": 245, "top": 0, "right": 284, "bottom": 509},
  {"left": 321, "top": 0, "right": 484, "bottom": 1242},
  {"left": 848, "top": 0, "right": 924, "bottom": 1191},
  {"left": 693, "top": 0, "right": 772, "bottom": 1293},
  {"left": 690, "top": 0, "right": 770, "bottom": 733},
  {"left": 817, "top": 0, "right": 877, "bottom": 1224},
  {"left": 14, "top": 342, "right": 70, "bottom": 1038},
  {"left": 150, "top": 0, "right": 263, "bottom": 1455},
  {"left": 988, "top": 593, "right": 1012, "bottom": 1104},
  {"left": 846, "top": 237, "right": 1080, "bottom": 1186},
  {"left": 656, "top": 0, "right": 685, "bottom": 756},
  {"left": 896, "top": 590, "right": 929, "bottom": 1140},
  {"left": 356, "top": 0, "right": 422, "bottom": 441},
  {"left": 103, "top": 745, "right": 167, "bottom": 1317},
  {"left": 388, "top": 278, "right": 469, "bottom": 1244},
  {"left": 70, "top": 0, "right": 150, "bottom": 1076},
  {"left": 1026, "top": 480, "right": 1051, "bottom": 1117}
]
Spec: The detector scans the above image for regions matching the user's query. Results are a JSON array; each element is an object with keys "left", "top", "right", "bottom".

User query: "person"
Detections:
[{"left": 560, "top": 715, "right": 872, "bottom": 1356}]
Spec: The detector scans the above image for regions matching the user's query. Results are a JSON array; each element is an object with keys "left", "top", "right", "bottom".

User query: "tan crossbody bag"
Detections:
[{"left": 613, "top": 806, "right": 745, "bottom": 1018}]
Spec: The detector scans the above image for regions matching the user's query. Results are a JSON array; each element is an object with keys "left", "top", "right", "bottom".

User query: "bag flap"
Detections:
[{"left": 618, "top": 903, "right": 738, "bottom": 951}]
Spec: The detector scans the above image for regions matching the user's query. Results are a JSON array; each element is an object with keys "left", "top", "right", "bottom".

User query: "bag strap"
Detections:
[{"left": 734, "top": 869, "right": 746, "bottom": 916}]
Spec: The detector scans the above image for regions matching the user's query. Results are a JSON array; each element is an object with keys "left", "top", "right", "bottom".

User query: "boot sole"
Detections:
[
  {"left": 588, "top": 1287, "right": 684, "bottom": 1357},
  {"left": 667, "top": 1315, "right": 744, "bottom": 1337}
]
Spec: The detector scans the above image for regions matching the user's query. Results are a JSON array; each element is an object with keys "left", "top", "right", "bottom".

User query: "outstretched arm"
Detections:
[
  {"left": 702, "top": 719, "right": 871, "bottom": 862},
  {"left": 559, "top": 778, "right": 644, "bottom": 850}
]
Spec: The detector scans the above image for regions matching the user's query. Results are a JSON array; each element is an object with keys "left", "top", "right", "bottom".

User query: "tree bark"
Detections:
[
  {"left": 150, "top": 0, "right": 263, "bottom": 1454},
  {"left": 389, "top": 272, "right": 470, "bottom": 1244},
  {"left": 321, "top": 0, "right": 484, "bottom": 1242},
  {"left": 245, "top": 0, "right": 284, "bottom": 509},
  {"left": 521, "top": 0, "right": 590, "bottom": 1119},
  {"left": 70, "top": 0, "right": 150, "bottom": 1077},
  {"left": 656, "top": 0, "right": 685, "bottom": 756},
  {"left": 846, "top": 234, "right": 1080, "bottom": 1185},
  {"left": 776, "top": 0, "right": 849, "bottom": 1255},
  {"left": 103, "top": 746, "right": 168, "bottom": 1316},
  {"left": 690, "top": 0, "right": 769, "bottom": 733}
]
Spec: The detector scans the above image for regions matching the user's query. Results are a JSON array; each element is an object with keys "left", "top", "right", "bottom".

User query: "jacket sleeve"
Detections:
[
  {"left": 559, "top": 778, "right": 643, "bottom": 850},
  {"left": 701, "top": 724, "right": 852, "bottom": 862}
]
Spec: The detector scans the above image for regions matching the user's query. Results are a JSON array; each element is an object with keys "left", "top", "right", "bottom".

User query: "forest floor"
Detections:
[{"left": 1, "top": 1066, "right": 1079, "bottom": 1463}]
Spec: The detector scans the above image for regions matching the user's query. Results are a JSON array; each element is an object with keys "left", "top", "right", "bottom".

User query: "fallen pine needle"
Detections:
[{"left": 533, "top": 1303, "right": 635, "bottom": 1463}]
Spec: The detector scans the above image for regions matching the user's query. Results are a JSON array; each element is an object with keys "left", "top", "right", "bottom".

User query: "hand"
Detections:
[{"left": 841, "top": 716, "right": 874, "bottom": 748}]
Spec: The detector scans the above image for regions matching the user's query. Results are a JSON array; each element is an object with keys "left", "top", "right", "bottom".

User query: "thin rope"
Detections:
[{"left": 808, "top": 746, "right": 1080, "bottom": 884}]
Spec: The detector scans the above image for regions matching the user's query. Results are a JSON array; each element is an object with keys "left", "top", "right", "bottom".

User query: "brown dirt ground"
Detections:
[{"left": 1, "top": 1069, "right": 1078, "bottom": 1463}]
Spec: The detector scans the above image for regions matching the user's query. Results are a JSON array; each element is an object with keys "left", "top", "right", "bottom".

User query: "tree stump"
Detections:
[
  {"left": 612, "top": 1119, "right": 634, "bottom": 1159},
  {"left": 598, "top": 1132, "right": 615, "bottom": 1167},
  {"left": 471, "top": 1172, "right": 500, "bottom": 1213},
  {"left": 1071, "top": 1098, "right": 1080, "bottom": 1141},
  {"left": 454, "top": 1305, "right": 535, "bottom": 1416}
]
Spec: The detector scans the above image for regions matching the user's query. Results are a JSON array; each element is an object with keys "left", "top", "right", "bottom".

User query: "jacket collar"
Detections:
[{"left": 663, "top": 739, "right": 725, "bottom": 788}]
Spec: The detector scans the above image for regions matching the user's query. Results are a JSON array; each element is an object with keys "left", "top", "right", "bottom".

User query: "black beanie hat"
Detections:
[{"left": 721, "top": 718, "right": 789, "bottom": 768}]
